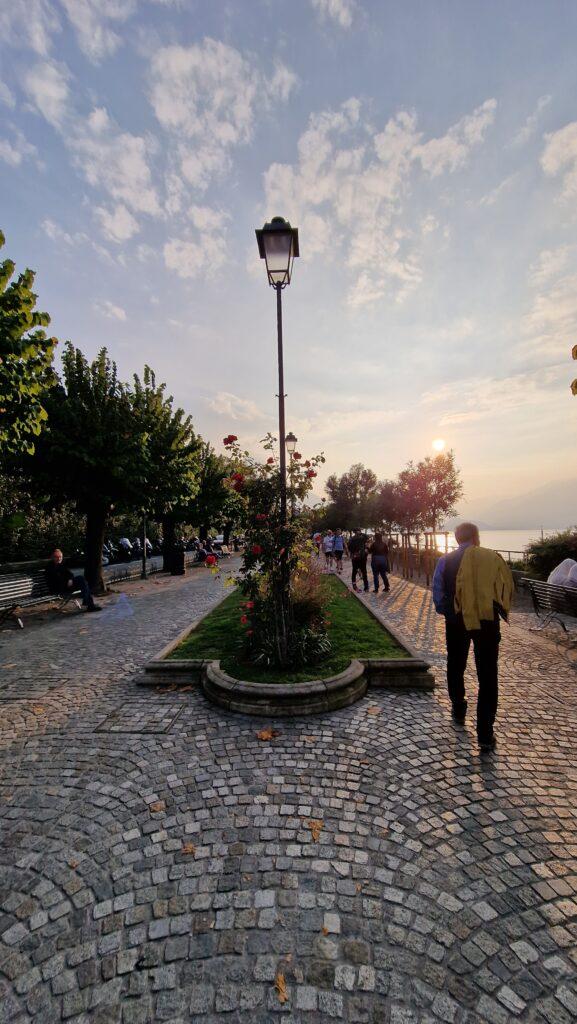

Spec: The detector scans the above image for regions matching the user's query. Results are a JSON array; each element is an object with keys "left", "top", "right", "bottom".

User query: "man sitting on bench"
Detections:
[{"left": 46, "top": 549, "right": 102, "bottom": 612}]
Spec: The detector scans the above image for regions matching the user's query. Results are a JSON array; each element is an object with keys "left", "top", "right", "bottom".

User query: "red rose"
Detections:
[
  {"left": 205, "top": 554, "right": 216, "bottom": 566},
  {"left": 304, "top": 460, "right": 311, "bottom": 468},
  {"left": 229, "top": 434, "right": 237, "bottom": 442},
  {"left": 245, "top": 601, "right": 254, "bottom": 609},
  {"left": 232, "top": 472, "right": 244, "bottom": 481},
  {"left": 306, "top": 470, "right": 317, "bottom": 478},
  {"left": 255, "top": 513, "right": 267, "bottom": 521},
  {"left": 246, "top": 629, "right": 253, "bottom": 636},
  {"left": 251, "top": 544, "right": 263, "bottom": 556},
  {"left": 293, "top": 452, "right": 302, "bottom": 460},
  {"left": 240, "top": 614, "right": 248, "bottom": 624}
]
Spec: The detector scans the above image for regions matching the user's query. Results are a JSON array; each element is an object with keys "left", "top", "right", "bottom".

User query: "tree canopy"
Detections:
[{"left": 0, "top": 229, "right": 56, "bottom": 457}]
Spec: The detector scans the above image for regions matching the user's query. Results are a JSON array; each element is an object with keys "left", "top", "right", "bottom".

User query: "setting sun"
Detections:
[{"left": 432, "top": 438, "right": 446, "bottom": 452}]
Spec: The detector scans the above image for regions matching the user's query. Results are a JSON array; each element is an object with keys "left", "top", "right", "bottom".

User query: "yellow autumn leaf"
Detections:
[
  {"left": 150, "top": 801, "right": 165, "bottom": 813},
  {"left": 257, "top": 728, "right": 281, "bottom": 741},
  {"left": 308, "top": 819, "right": 323, "bottom": 842},
  {"left": 367, "top": 706, "right": 381, "bottom": 716},
  {"left": 182, "top": 842, "right": 196, "bottom": 855},
  {"left": 275, "top": 973, "right": 288, "bottom": 1004}
]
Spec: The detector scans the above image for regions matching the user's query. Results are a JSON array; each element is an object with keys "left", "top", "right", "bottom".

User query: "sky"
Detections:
[{"left": 1, "top": 0, "right": 576, "bottom": 517}]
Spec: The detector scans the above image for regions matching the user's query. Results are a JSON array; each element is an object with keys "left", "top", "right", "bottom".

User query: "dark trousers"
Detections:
[
  {"left": 371, "top": 555, "right": 390, "bottom": 592},
  {"left": 71, "top": 576, "right": 95, "bottom": 608},
  {"left": 445, "top": 618, "right": 500, "bottom": 740},
  {"left": 352, "top": 557, "right": 369, "bottom": 590}
]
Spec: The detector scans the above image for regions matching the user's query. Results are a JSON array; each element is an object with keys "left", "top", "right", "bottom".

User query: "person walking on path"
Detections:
[
  {"left": 322, "top": 530, "right": 335, "bottom": 570},
  {"left": 348, "top": 528, "right": 369, "bottom": 592},
  {"left": 332, "top": 529, "right": 347, "bottom": 575},
  {"left": 369, "top": 533, "right": 390, "bottom": 593},
  {"left": 45, "top": 548, "right": 102, "bottom": 612},
  {"left": 432, "top": 522, "right": 513, "bottom": 751}
]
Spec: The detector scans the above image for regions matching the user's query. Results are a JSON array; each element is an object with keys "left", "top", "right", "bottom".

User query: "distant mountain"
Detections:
[{"left": 446, "top": 478, "right": 577, "bottom": 530}]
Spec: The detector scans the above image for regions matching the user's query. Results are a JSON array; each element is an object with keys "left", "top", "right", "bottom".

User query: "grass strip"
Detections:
[{"left": 169, "top": 575, "right": 405, "bottom": 683}]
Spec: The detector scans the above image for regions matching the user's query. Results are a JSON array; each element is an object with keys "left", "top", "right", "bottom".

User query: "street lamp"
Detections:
[
  {"left": 255, "top": 217, "right": 300, "bottom": 526},
  {"left": 285, "top": 432, "right": 298, "bottom": 516}
]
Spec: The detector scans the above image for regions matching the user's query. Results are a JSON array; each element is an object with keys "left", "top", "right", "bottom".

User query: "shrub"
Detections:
[{"left": 526, "top": 528, "right": 577, "bottom": 579}]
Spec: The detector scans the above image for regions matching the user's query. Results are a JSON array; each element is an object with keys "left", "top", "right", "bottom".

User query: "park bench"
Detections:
[
  {"left": 522, "top": 577, "right": 577, "bottom": 636},
  {"left": 0, "top": 567, "right": 82, "bottom": 629}
]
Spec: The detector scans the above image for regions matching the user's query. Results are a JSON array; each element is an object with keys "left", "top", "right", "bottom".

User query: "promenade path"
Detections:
[{"left": 0, "top": 565, "right": 576, "bottom": 1024}]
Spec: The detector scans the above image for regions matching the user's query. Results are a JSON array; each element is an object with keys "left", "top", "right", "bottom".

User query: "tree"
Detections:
[
  {"left": 396, "top": 451, "right": 463, "bottom": 531},
  {"left": 28, "top": 344, "right": 147, "bottom": 592},
  {"left": 131, "top": 367, "right": 201, "bottom": 569},
  {"left": 324, "top": 463, "right": 378, "bottom": 528},
  {"left": 0, "top": 229, "right": 56, "bottom": 457}
]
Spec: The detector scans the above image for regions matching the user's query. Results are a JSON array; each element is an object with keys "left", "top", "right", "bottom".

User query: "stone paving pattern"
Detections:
[{"left": 1, "top": 563, "right": 576, "bottom": 1023}]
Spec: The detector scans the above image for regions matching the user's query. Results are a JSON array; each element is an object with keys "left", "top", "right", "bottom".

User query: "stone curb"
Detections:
[{"left": 202, "top": 658, "right": 368, "bottom": 716}]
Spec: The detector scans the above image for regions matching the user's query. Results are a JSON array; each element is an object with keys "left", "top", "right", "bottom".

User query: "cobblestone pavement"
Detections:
[{"left": 1, "top": 565, "right": 576, "bottom": 1024}]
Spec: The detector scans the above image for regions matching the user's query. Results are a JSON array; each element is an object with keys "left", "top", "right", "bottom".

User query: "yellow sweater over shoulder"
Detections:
[{"left": 454, "top": 546, "right": 514, "bottom": 631}]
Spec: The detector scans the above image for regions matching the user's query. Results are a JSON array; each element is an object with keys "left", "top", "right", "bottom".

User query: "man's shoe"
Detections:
[
  {"left": 352, "top": 583, "right": 358, "bottom": 591},
  {"left": 364, "top": 586, "right": 369, "bottom": 592},
  {"left": 478, "top": 733, "right": 496, "bottom": 752},
  {"left": 451, "top": 701, "right": 467, "bottom": 723},
  {"left": 87, "top": 605, "right": 103, "bottom": 613},
  {"left": 373, "top": 588, "right": 379, "bottom": 593}
]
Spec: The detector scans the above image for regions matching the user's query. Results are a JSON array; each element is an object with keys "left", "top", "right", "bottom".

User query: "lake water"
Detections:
[{"left": 435, "top": 528, "right": 557, "bottom": 555}]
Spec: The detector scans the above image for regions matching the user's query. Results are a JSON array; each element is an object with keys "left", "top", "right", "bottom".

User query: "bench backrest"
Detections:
[
  {"left": 523, "top": 578, "right": 577, "bottom": 618},
  {"left": 0, "top": 570, "right": 51, "bottom": 608}
]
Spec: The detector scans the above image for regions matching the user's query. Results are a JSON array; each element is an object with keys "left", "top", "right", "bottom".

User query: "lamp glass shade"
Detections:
[
  {"left": 256, "top": 217, "right": 299, "bottom": 287},
  {"left": 285, "top": 432, "right": 297, "bottom": 454}
]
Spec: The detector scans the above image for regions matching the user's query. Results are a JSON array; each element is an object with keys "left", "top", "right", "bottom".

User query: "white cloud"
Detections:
[
  {"left": 478, "top": 172, "right": 518, "bottom": 207},
  {"left": 513, "top": 95, "right": 551, "bottom": 147},
  {"left": 415, "top": 99, "right": 497, "bottom": 177},
  {"left": 0, "top": 128, "right": 37, "bottom": 167},
  {"left": 188, "top": 205, "right": 229, "bottom": 232},
  {"left": 0, "top": 0, "right": 60, "bottom": 56},
  {"left": 421, "top": 214, "right": 439, "bottom": 235},
  {"left": 262, "top": 96, "right": 496, "bottom": 307},
  {"left": 163, "top": 233, "right": 227, "bottom": 279},
  {"left": 95, "top": 204, "right": 140, "bottom": 242},
  {"left": 59, "top": 0, "right": 135, "bottom": 62},
  {"left": 208, "top": 392, "right": 264, "bottom": 420},
  {"left": 149, "top": 40, "right": 295, "bottom": 192},
  {"left": 23, "top": 61, "right": 70, "bottom": 127},
  {"left": 95, "top": 299, "right": 127, "bottom": 321},
  {"left": 0, "top": 81, "right": 16, "bottom": 109},
  {"left": 542, "top": 121, "right": 577, "bottom": 200},
  {"left": 311, "top": 0, "right": 357, "bottom": 29},
  {"left": 422, "top": 366, "right": 563, "bottom": 425},
  {"left": 529, "top": 246, "right": 572, "bottom": 287}
]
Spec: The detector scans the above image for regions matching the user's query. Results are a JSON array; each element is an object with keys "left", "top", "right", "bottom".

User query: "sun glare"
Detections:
[{"left": 432, "top": 438, "right": 446, "bottom": 452}]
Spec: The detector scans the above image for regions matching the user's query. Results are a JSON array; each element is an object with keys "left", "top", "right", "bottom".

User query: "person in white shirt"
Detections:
[{"left": 322, "top": 530, "right": 335, "bottom": 570}]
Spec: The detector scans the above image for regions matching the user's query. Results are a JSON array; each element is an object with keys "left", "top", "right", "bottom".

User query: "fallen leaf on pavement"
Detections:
[
  {"left": 308, "top": 819, "right": 323, "bottom": 842},
  {"left": 367, "top": 706, "right": 381, "bottom": 715},
  {"left": 150, "top": 801, "right": 165, "bottom": 813},
  {"left": 68, "top": 859, "right": 79, "bottom": 869},
  {"left": 32, "top": 706, "right": 46, "bottom": 715},
  {"left": 322, "top": 927, "right": 329, "bottom": 936},
  {"left": 181, "top": 842, "right": 196, "bottom": 855},
  {"left": 1, "top": 664, "right": 17, "bottom": 669},
  {"left": 275, "top": 972, "right": 288, "bottom": 1004},
  {"left": 257, "top": 728, "right": 281, "bottom": 741},
  {"left": 302, "top": 735, "right": 316, "bottom": 743}
]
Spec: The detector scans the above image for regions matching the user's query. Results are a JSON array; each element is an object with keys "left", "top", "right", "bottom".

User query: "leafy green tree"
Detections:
[
  {"left": 186, "top": 443, "right": 234, "bottom": 541},
  {"left": 29, "top": 344, "right": 147, "bottom": 592},
  {"left": 0, "top": 470, "right": 85, "bottom": 564},
  {"left": 396, "top": 451, "right": 463, "bottom": 531},
  {"left": 324, "top": 463, "right": 378, "bottom": 528},
  {"left": 131, "top": 367, "right": 201, "bottom": 568},
  {"left": 0, "top": 229, "right": 56, "bottom": 456}
]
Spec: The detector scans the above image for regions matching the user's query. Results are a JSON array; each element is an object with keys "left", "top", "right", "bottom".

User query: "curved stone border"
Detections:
[{"left": 202, "top": 658, "right": 367, "bottom": 716}]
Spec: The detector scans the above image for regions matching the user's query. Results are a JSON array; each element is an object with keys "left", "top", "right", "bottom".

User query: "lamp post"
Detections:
[
  {"left": 255, "top": 217, "right": 300, "bottom": 525},
  {"left": 285, "top": 431, "right": 298, "bottom": 516},
  {"left": 141, "top": 510, "right": 147, "bottom": 580}
]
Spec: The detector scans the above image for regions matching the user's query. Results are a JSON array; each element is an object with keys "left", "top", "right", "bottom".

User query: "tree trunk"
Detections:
[
  {"left": 223, "top": 522, "right": 232, "bottom": 546},
  {"left": 199, "top": 524, "right": 208, "bottom": 541},
  {"left": 162, "top": 515, "right": 176, "bottom": 572},
  {"left": 85, "top": 505, "right": 107, "bottom": 594}
]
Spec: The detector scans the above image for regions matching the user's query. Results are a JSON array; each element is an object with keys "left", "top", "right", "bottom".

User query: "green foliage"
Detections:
[
  {"left": 525, "top": 528, "right": 577, "bottom": 579},
  {"left": 324, "top": 463, "right": 378, "bottom": 528},
  {"left": 0, "top": 229, "right": 56, "bottom": 457},
  {"left": 171, "top": 576, "right": 404, "bottom": 683},
  {"left": 0, "top": 473, "right": 85, "bottom": 563},
  {"left": 30, "top": 343, "right": 146, "bottom": 512},
  {"left": 131, "top": 366, "right": 201, "bottom": 518}
]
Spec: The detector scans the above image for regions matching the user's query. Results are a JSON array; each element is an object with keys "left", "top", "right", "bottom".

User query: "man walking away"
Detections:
[
  {"left": 333, "top": 529, "right": 346, "bottom": 574},
  {"left": 46, "top": 548, "right": 102, "bottom": 612},
  {"left": 369, "top": 533, "right": 390, "bottom": 593},
  {"left": 433, "top": 523, "right": 513, "bottom": 751},
  {"left": 348, "top": 528, "right": 369, "bottom": 592}
]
